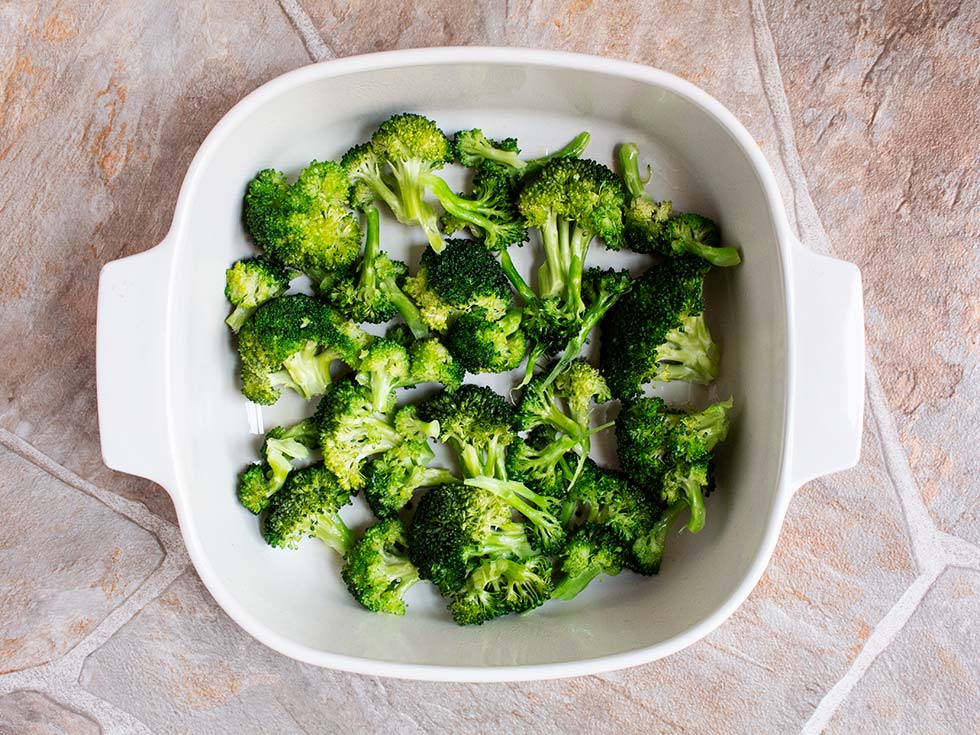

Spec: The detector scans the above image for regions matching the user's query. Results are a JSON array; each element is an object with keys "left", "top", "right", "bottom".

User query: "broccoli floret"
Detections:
[
  {"left": 618, "top": 143, "right": 740, "bottom": 267},
  {"left": 236, "top": 418, "right": 318, "bottom": 513},
  {"left": 341, "top": 518, "right": 420, "bottom": 615},
  {"left": 407, "top": 337, "right": 465, "bottom": 391},
  {"left": 518, "top": 158, "right": 626, "bottom": 319},
  {"left": 363, "top": 440, "right": 456, "bottom": 519},
  {"left": 505, "top": 429, "right": 579, "bottom": 498},
  {"left": 452, "top": 129, "right": 591, "bottom": 177},
  {"left": 236, "top": 294, "right": 358, "bottom": 404},
  {"left": 328, "top": 204, "right": 429, "bottom": 337},
  {"left": 243, "top": 162, "right": 361, "bottom": 275},
  {"left": 600, "top": 256, "right": 720, "bottom": 399},
  {"left": 262, "top": 463, "right": 353, "bottom": 555},
  {"left": 408, "top": 483, "right": 537, "bottom": 597},
  {"left": 616, "top": 396, "right": 732, "bottom": 533},
  {"left": 224, "top": 257, "right": 291, "bottom": 332},
  {"left": 628, "top": 500, "right": 688, "bottom": 575},
  {"left": 417, "top": 384, "right": 517, "bottom": 479},
  {"left": 448, "top": 555, "right": 553, "bottom": 625},
  {"left": 426, "top": 164, "right": 527, "bottom": 251},
  {"left": 403, "top": 238, "right": 514, "bottom": 332},
  {"left": 445, "top": 308, "right": 526, "bottom": 374},
  {"left": 463, "top": 476, "right": 565, "bottom": 554},
  {"left": 551, "top": 525, "right": 626, "bottom": 600}
]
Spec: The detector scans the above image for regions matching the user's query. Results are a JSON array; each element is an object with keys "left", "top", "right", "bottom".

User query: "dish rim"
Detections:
[{"left": 156, "top": 47, "right": 798, "bottom": 681}]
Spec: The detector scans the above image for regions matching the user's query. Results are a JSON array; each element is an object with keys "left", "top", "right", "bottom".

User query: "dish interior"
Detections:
[{"left": 165, "top": 60, "right": 787, "bottom": 668}]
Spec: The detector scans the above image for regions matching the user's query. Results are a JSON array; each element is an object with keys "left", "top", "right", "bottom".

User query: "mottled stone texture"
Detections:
[
  {"left": 0, "top": 447, "right": 163, "bottom": 673},
  {"left": 0, "top": 691, "right": 101, "bottom": 735},
  {"left": 827, "top": 568, "right": 980, "bottom": 734},
  {"left": 764, "top": 0, "right": 980, "bottom": 544},
  {"left": 0, "top": 0, "right": 310, "bottom": 522}
]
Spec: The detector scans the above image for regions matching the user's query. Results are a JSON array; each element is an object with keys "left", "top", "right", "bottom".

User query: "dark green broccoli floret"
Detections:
[
  {"left": 236, "top": 294, "right": 365, "bottom": 404},
  {"left": 448, "top": 555, "right": 552, "bottom": 625},
  {"left": 426, "top": 164, "right": 527, "bottom": 251},
  {"left": 518, "top": 158, "right": 626, "bottom": 320},
  {"left": 551, "top": 525, "right": 626, "bottom": 600},
  {"left": 236, "top": 418, "right": 318, "bottom": 514},
  {"left": 224, "top": 256, "right": 291, "bottom": 332},
  {"left": 328, "top": 204, "right": 429, "bottom": 337},
  {"left": 243, "top": 162, "right": 361, "bottom": 275},
  {"left": 616, "top": 396, "right": 732, "bottom": 532},
  {"left": 262, "top": 463, "right": 353, "bottom": 555},
  {"left": 408, "top": 484, "right": 536, "bottom": 597},
  {"left": 403, "top": 238, "right": 514, "bottom": 332},
  {"left": 445, "top": 308, "right": 526, "bottom": 374},
  {"left": 362, "top": 440, "right": 456, "bottom": 519},
  {"left": 417, "top": 384, "right": 517, "bottom": 479},
  {"left": 600, "top": 256, "right": 720, "bottom": 399},
  {"left": 341, "top": 518, "right": 420, "bottom": 615},
  {"left": 618, "top": 143, "right": 740, "bottom": 267}
]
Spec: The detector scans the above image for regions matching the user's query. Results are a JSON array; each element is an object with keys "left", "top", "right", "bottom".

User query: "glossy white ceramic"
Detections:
[{"left": 96, "top": 48, "right": 864, "bottom": 681}]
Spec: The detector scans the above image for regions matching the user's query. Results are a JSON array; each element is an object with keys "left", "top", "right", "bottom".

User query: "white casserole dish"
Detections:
[{"left": 96, "top": 48, "right": 864, "bottom": 681}]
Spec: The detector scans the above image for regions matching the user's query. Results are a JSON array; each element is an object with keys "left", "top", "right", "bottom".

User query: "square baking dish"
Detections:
[{"left": 97, "top": 48, "right": 864, "bottom": 681}]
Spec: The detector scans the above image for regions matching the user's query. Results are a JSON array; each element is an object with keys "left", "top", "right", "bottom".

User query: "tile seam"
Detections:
[{"left": 276, "top": 0, "right": 333, "bottom": 62}]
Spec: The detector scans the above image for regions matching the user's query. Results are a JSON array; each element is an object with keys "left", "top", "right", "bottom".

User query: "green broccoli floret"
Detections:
[
  {"left": 243, "top": 162, "right": 361, "bottom": 274},
  {"left": 341, "top": 518, "right": 420, "bottom": 615},
  {"left": 403, "top": 238, "right": 514, "bottom": 332},
  {"left": 328, "top": 204, "right": 429, "bottom": 337},
  {"left": 551, "top": 525, "right": 626, "bottom": 600},
  {"left": 236, "top": 294, "right": 361, "bottom": 404},
  {"left": 463, "top": 476, "right": 565, "bottom": 554},
  {"left": 236, "top": 418, "right": 318, "bottom": 514},
  {"left": 262, "top": 463, "right": 354, "bottom": 555},
  {"left": 362, "top": 440, "right": 456, "bottom": 519},
  {"left": 505, "top": 428, "right": 579, "bottom": 498},
  {"left": 224, "top": 257, "right": 291, "bottom": 332},
  {"left": 452, "top": 129, "right": 591, "bottom": 177},
  {"left": 448, "top": 555, "right": 553, "bottom": 625},
  {"left": 417, "top": 384, "right": 517, "bottom": 479},
  {"left": 445, "top": 308, "right": 526, "bottom": 374},
  {"left": 426, "top": 164, "right": 527, "bottom": 251},
  {"left": 518, "top": 158, "right": 626, "bottom": 320},
  {"left": 618, "top": 143, "right": 740, "bottom": 267},
  {"left": 407, "top": 337, "right": 465, "bottom": 391},
  {"left": 616, "top": 396, "right": 732, "bottom": 532},
  {"left": 600, "top": 256, "right": 720, "bottom": 399},
  {"left": 628, "top": 500, "right": 688, "bottom": 575}
]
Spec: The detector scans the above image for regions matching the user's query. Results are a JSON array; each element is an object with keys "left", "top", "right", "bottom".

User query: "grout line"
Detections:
[
  {"left": 277, "top": 0, "right": 333, "bottom": 62},
  {"left": 800, "top": 565, "right": 943, "bottom": 734}
]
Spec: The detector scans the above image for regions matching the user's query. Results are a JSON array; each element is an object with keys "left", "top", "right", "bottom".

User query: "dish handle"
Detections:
[
  {"left": 96, "top": 235, "right": 177, "bottom": 492},
  {"left": 787, "top": 238, "right": 865, "bottom": 489}
]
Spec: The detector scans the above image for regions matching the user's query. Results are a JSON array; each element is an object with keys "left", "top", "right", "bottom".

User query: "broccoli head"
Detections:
[
  {"left": 445, "top": 308, "right": 527, "bottom": 374},
  {"left": 341, "top": 518, "right": 420, "bottom": 615},
  {"left": 362, "top": 440, "right": 456, "bottom": 519},
  {"left": 262, "top": 463, "right": 354, "bottom": 555},
  {"left": 407, "top": 337, "right": 465, "bottom": 390},
  {"left": 224, "top": 256, "right": 291, "bottom": 332},
  {"left": 403, "top": 238, "right": 514, "bottom": 332},
  {"left": 448, "top": 555, "right": 553, "bottom": 625},
  {"left": 452, "top": 129, "right": 591, "bottom": 178},
  {"left": 600, "top": 256, "right": 720, "bottom": 399},
  {"left": 236, "top": 417, "right": 318, "bottom": 514},
  {"left": 551, "top": 525, "right": 627, "bottom": 601}
]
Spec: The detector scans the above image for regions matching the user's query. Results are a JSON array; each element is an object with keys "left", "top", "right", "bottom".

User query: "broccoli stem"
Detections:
[
  {"left": 675, "top": 236, "right": 742, "bottom": 267},
  {"left": 526, "top": 131, "right": 591, "bottom": 172},
  {"left": 538, "top": 212, "right": 564, "bottom": 299},
  {"left": 618, "top": 143, "right": 646, "bottom": 200},
  {"left": 552, "top": 561, "right": 612, "bottom": 600},
  {"left": 497, "top": 249, "right": 536, "bottom": 304},
  {"left": 565, "top": 225, "right": 592, "bottom": 318},
  {"left": 388, "top": 160, "right": 444, "bottom": 251},
  {"left": 225, "top": 305, "right": 254, "bottom": 333},
  {"left": 281, "top": 344, "right": 335, "bottom": 399},
  {"left": 314, "top": 512, "right": 355, "bottom": 556}
]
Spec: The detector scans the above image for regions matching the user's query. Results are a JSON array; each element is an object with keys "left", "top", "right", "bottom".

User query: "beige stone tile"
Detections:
[
  {"left": 826, "top": 568, "right": 980, "bottom": 734},
  {"left": 764, "top": 0, "right": 980, "bottom": 542},
  {"left": 0, "top": 690, "right": 101, "bottom": 735},
  {"left": 79, "top": 398, "right": 915, "bottom": 733},
  {"left": 0, "top": 0, "right": 311, "bottom": 521},
  {"left": 0, "top": 446, "right": 163, "bottom": 674}
]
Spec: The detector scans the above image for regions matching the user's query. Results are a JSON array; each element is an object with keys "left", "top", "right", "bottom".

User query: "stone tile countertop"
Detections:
[{"left": 1, "top": 1, "right": 977, "bottom": 733}]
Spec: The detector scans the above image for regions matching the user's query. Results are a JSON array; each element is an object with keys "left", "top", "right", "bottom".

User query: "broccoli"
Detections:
[
  {"left": 243, "top": 161, "right": 361, "bottom": 274},
  {"left": 417, "top": 384, "right": 517, "bottom": 479},
  {"left": 403, "top": 238, "right": 514, "bottom": 333},
  {"left": 511, "top": 360, "right": 614, "bottom": 495},
  {"left": 362, "top": 440, "right": 456, "bottom": 519},
  {"left": 618, "top": 143, "right": 741, "bottom": 267},
  {"left": 328, "top": 204, "right": 429, "bottom": 337},
  {"left": 262, "top": 463, "right": 354, "bottom": 555},
  {"left": 628, "top": 500, "right": 688, "bottom": 575},
  {"left": 518, "top": 158, "right": 626, "bottom": 320},
  {"left": 445, "top": 308, "right": 526, "bottom": 374},
  {"left": 505, "top": 428, "right": 579, "bottom": 499},
  {"left": 600, "top": 255, "right": 720, "bottom": 399},
  {"left": 224, "top": 257, "right": 291, "bottom": 332},
  {"left": 464, "top": 476, "right": 565, "bottom": 554},
  {"left": 236, "top": 294, "right": 369, "bottom": 404},
  {"left": 448, "top": 555, "right": 553, "bottom": 625},
  {"left": 407, "top": 336, "right": 465, "bottom": 391},
  {"left": 551, "top": 525, "right": 627, "bottom": 600},
  {"left": 616, "top": 396, "right": 732, "bottom": 532},
  {"left": 452, "top": 129, "right": 591, "bottom": 177},
  {"left": 237, "top": 418, "right": 318, "bottom": 514},
  {"left": 341, "top": 518, "right": 420, "bottom": 615}
]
